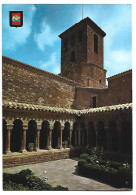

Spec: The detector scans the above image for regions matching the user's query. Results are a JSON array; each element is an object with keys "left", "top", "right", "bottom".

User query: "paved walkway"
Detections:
[{"left": 3, "top": 158, "right": 130, "bottom": 191}]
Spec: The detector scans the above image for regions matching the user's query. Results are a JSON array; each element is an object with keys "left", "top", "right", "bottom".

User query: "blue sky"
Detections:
[{"left": 2, "top": 4, "right": 132, "bottom": 78}]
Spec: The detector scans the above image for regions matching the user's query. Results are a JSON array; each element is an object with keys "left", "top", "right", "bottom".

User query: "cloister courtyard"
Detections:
[{"left": 3, "top": 157, "right": 131, "bottom": 191}]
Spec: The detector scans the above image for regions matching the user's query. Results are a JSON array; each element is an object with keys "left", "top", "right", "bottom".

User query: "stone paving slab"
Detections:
[{"left": 3, "top": 158, "right": 131, "bottom": 191}]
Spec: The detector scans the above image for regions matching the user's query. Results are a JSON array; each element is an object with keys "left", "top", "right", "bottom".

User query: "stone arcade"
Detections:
[{"left": 3, "top": 17, "right": 132, "bottom": 167}]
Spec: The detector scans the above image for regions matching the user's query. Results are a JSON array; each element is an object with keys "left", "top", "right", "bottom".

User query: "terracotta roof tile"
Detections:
[{"left": 3, "top": 100, "right": 132, "bottom": 115}]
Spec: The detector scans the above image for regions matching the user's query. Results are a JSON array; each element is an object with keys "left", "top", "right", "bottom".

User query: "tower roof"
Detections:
[{"left": 59, "top": 17, "right": 106, "bottom": 38}]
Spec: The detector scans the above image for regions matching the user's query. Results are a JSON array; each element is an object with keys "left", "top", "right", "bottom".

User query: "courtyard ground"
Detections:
[{"left": 3, "top": 158, "right": 131, "bottom": 191}]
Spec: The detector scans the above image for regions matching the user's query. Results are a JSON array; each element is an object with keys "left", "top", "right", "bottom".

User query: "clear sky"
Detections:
[{"left": 2, "top": 4, "right": 132, "bottom": 78}]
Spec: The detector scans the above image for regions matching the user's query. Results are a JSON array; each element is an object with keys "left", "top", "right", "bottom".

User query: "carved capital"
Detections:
[
  {"left": 37, "top": 125, "right": 41, "bottom": 130},
  {"left": 23, "top": 125, "right": 28, "bottom": 131},
  {"left": 6, "top": 124, "right": 13, "bottom": 131}
]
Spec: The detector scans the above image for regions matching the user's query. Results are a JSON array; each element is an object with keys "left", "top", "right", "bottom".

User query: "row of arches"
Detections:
[
  {"left": 88, "top": 120, "right": 132, "bottom": 154},
  {"left": 3, "top": 120, "right": 83, "bottom": 153},
  {"left": 3, "top": 119, "right": 132, "bottom": 155}
]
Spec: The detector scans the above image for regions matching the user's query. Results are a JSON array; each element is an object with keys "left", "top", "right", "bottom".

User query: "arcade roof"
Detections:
[{"left": 3, "top": 100, "right": 132, "bottom": 115}]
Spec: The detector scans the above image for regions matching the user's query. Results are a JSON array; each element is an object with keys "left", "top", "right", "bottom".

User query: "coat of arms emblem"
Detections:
[{"left": 9, "top": 11, "right": 23, "bottom": 27}]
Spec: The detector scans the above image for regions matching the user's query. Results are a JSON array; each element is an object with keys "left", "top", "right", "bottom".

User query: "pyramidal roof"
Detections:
[{"left": 59, "top": 17, "right": 106, "bottom": 38}]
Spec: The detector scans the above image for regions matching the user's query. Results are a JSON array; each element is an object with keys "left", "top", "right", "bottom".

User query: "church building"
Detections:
[{"left": 2, "top": 17, "right": 132, "bottom": 167}]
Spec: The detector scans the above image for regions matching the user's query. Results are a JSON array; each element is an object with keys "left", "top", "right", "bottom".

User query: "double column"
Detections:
[
  {"left": 5, "top": 124, "right": 13, "bottom": 154},
  {"left": 104, "top": 121, "right": 110, "bottom": 152},
  {"left": 93, "top": 121, "right": 98, "bottom": 149},
  {"left": 20, "top": 124, "right": 28, "bottom": 153},
  {"left": 56, "top": 125, "right": 64, "bottom": 149},
  {"left": 116, "top": 120, "right": 122, "bottom": 153},
  {"left": 85, "top": 122, "right": 89, "bottom": 148},
  {"left": 46, "top": 125, "right": 53, "bottom": 150},
  {"left": 68, "top": 126, "right": 73, "bottom": 148},
  {"left": 34, "top": 125, "right": 41, "bottom": 152}
]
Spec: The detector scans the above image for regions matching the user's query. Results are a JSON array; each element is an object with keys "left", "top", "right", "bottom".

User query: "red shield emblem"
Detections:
[{"left": 9, "top": 11, "right": 23, "bottom": 27}]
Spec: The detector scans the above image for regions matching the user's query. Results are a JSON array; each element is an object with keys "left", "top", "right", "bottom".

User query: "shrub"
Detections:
[
  {"left": 117, "top": 166, "right": 132, "bottom": 188},
  {"left": 3, "top": 169, "right": 69, "bottom": 191},
  {"left": 108, "top": 161, "right": 122, "bottom": 169},
  {"left": 3, "top": 181, "right": 29, "bottom": 191},
  {"left": 80, "top": 153, "right": 90, "bottom": 160},
  {"left": 78, "top": 152, "right": 132, "bottom": 188},
  {"left": 53, "top": 185, "right": 69, "bottom": 191}
]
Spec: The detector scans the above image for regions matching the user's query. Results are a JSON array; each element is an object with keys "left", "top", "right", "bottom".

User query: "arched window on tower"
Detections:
[
  {"left": 71, "top": 51, "right": 75, "bottom": 62},
  {"left": 94, "top": 34, "right": 98, "bottom": 53}
]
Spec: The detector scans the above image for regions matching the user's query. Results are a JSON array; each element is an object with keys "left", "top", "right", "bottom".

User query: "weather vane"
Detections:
[{"left": 82, "top": 4, "right": 83, "bottom": 20}]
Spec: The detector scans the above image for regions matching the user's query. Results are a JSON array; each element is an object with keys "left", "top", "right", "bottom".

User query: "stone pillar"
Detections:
[
  {"left": 48, "top": 127, "right": 52, "bottom": 150},
  {"left": 116, "top": 120, "right": 122, "bottom": 153},
  {"left": 35, "top": 125, "right": 41, "bottom": 151},
  {"left": 59, "top": 126, "right": 64, "bottom": 149},
  {"left": 75, "top": 131, "right": 77, "bottom": 146},
  {"left": 6, "top": 124, "right": 13, "bottom": 154},
  {"left": 56, "top": 126, "right": 63, "bottom": 149},
  {"left": 105, "top": 121, "right": 110, "bottom": 152},
  {"left": 21, "top": 125, "right": 28, "bottom": 153},
  {"left": 94, "top": 121, "right": 98, "bottom": 148},
  {"left": 78, "top": 127, "right": 81, "bottom": 147},
  {"left": 69, "top": 126, "right": 73, "bottom": 148},
  {"left": 85, "top": 123, "right": 89, "bottom": 148}
]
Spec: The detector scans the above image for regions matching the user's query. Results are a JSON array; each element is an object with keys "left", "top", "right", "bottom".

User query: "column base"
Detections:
[
  {"left": 21, "top": 149, "right": 27, "bottom": 153},
  {"left": 55, "top": 145, "right": 63, "bottom": 149},
  {"left": 34, "top": 147, "right": 40, "bottom": 152},
  {"left": 45, "top": 146, "right": 52, "bottom": 150},
  {"left": 5, "top": 150, "right": 11, "bottom": 155}
]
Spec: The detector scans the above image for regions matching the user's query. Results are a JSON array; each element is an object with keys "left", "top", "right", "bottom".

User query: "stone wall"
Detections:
[
  {"left": 73, "top": 87, "right": 107, "bottom": 109},
  {"left": 73, "top": 70, "right": 132, "bottom": 109},
  {"left": 3, "top": 148, "right": 86, "bottom": 168},
  {"left": 2, "top": 57, "right": 82, "bottom": 108},
  {"left": 106, "top": 70, "right": 132, "bottom": 105},
  {"left": 87, "top": 25, "right": 104, "bottom": 68}
]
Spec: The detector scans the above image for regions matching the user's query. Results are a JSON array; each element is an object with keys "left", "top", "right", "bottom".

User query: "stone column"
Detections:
[
  {"left": 75, "top": 131, "right": 77, "bottom": 146},
  {"left": 6, "top": 124, "right": 13, "bottom": 154},
  {"left": 116, "top": 120, "right": 122, "bottom": 153},
  {"left": 78, "top": 127, "right": 81, "bottom": 147},
  {"left": 81, "top": 131, "right": 84, "bottom": 146},
  {"left": 94, "top": 121, "right": 98, "bottom": 148},
  {"left": 59, "top": 126, "right": 64, "bottom": 149},
  {"left": 105, "top": 121, "right": 110, "bottom": 152},
  {"left": 48, "top": 127, "right": 53, "bottom": 150},
  {"left": 85, "top": 123, "right": 89, "bottom": 148},
  {"left": 69, "top": 126, "right": 73, "bottom": 148},
  {"left": 21, "top": 125, "right": 28, "bottom": 153},
  {"left": 56, "top": 126, "right": 63, "bottom": 149},
  {"left": 35, "top": 125, "right": 41, "bottom": 151}
]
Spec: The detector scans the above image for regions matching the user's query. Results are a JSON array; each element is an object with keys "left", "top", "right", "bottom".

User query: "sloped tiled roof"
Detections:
[
  {"left": 3, "top": 100, "right": 132, "bottom": 115},
  {"left": 59, "top": 17, "right": 106, "bottom": 38},
  {"left": 80, "top": 103, "right": 132, "bottom": 114},
  {"left": 107, "top": 69, "right": 132, "bottom": 81}
]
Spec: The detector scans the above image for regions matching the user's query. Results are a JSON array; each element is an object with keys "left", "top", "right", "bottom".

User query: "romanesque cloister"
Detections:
[{"left": 3, "top": 101, "right": 132, "bottom": 157}]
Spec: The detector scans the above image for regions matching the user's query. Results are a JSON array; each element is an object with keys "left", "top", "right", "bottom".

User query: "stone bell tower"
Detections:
[{"left": 59, "top": 17, "right": 107, "bottom": 88}]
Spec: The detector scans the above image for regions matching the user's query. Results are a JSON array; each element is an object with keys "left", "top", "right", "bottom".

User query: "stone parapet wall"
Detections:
[
  {"left": 3, "top": 148, "right": 87, "bottom": 168},
  {"left": 3, "top": 149, "right": 70, "bottom": 168}
]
